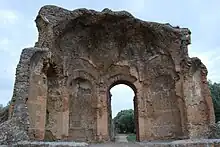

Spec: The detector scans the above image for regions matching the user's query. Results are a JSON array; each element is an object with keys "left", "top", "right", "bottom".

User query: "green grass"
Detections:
[{"left": 126, "top": 134, "right": 136, "bottom": 142}]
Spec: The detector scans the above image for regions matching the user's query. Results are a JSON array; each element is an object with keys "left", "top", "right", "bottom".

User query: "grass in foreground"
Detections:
[{"left": 126, "top": 134, "right": 136, "bottom": 142}]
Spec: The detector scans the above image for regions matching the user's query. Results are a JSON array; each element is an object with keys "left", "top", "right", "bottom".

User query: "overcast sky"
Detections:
[{"left": 0, "top": 0, "right": 220, "bottom": 117}]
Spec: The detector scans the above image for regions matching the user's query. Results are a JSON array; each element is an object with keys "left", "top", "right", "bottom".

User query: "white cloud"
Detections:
[
  {"left": 0, "top": 9, "right": 18, "bottom": 25},
  {"left": 189, "top": 44, "right": 220, "bottom": 82}
]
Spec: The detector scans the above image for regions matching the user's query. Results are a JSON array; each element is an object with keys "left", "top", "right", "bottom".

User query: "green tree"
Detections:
[
  {"left": 113, "top": 109, "right": 135, "bottom": 134},
  {"left": 208, "top": 80, "right": 220, "bottom": 122}
]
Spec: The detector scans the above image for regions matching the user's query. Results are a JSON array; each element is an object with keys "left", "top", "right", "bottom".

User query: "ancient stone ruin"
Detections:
[{"left": 0, "top": 5, "right": 216, "bottom": 145}]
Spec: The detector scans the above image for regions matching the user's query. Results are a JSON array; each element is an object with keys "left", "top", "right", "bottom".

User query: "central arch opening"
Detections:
[{"left": 107, "top": 81, "right": 139, "bottom": 142}]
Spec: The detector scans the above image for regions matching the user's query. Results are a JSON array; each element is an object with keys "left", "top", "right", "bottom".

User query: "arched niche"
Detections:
[
  {"left": 43, "top": 62, "right": 69, "bottom": 141},
  {"left": 68, "top": 77, "right": 97, "bottom": 142},
  {"left": 181, "top": 58, "right": 215, "bottom": 138},
  {"left": 67, "top": 70, "right": 97, "bottom": 87},
  {"left": 27, "top": 50, "right": 67, "bottom": 141},
  {"left": 141, "top": 53, "right": 184, "bottom": 140},
  {"left": 44, "top": 65, "right": 63, "bottom": 141},
  {"left": 143, "top": 74, "right": 182, "bottom": 140}
]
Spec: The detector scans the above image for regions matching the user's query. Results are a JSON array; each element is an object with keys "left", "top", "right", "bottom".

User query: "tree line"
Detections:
[
  {"left": 208, "top": 80, "right": 220, "bottom": 122},
  {"left": 113, "top": 109, "right": 135, "bottom": 134}
]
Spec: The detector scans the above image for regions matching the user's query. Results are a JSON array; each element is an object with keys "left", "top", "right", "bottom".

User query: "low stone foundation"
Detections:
[
  {"left": 6, "top": 139, "right": 220, "bottom": 147},
  {"left": 140, "top": 139, "right": 220, "bottom": 147},
  {"left": 11, "top": 141, "right": 89, "bottom": 147}
]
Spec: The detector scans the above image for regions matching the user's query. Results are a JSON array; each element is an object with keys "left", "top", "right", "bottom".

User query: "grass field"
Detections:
[{"left": 126, "top": 134, "right": 136, "bottom": 142}]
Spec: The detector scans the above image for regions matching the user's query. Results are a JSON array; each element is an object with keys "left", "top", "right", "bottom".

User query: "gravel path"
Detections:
[
  {"left": 115, "top": 134, "right": 128, "bottom": 143},
  {"left": 89, "top": 142, "right": 142, "bottom": 147}
]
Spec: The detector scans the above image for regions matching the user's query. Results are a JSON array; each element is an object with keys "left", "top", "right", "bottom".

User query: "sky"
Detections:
[{"left": 0, "top": 0, "right": 220, "bottom": 117}]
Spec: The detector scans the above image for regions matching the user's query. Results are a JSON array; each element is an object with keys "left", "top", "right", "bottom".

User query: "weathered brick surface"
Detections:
[
  {"left": 0, "top": 48, "right": 50, "bottom": 145},
  {"left": 0, "top": 5, "right": 216, "bottom": 144}
]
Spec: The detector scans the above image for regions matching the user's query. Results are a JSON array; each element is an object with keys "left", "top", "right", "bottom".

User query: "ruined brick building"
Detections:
[{"left": 0, "top": 5, "right": 216, "bottom": 144}]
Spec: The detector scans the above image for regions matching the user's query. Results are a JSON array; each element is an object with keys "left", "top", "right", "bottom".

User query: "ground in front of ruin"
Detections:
[{"left": 8, "top": 138, "right": 220, "bottom": 147}]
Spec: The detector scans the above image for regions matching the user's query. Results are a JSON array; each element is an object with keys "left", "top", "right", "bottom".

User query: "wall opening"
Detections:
[
  {"left": 44, "top": 65, "right": 59, "bottom": 141},
  {"left": 107, "top": 81, "right": 139, "bottom": 142}
]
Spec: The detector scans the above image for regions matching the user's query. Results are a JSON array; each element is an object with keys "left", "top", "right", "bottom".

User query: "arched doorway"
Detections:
[{"left": 106, "top": 80, "right": 139, "bottom": 142}]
